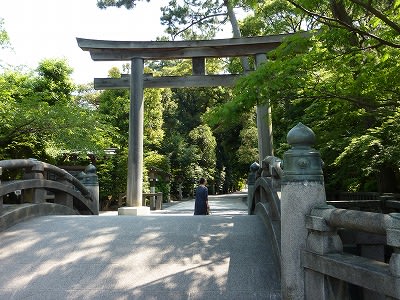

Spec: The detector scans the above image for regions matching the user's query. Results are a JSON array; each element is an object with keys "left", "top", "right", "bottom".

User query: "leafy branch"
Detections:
[
  {"left": 286, "top": 0, "right": 400, "bottom": 48},
  {"left": 171, "top": 13, "right": 228, "bottom": 40}
]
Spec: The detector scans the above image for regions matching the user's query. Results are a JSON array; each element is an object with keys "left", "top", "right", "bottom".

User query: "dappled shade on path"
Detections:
[{"left": 0, "top": 193, "right": 280, "bottom": 299}]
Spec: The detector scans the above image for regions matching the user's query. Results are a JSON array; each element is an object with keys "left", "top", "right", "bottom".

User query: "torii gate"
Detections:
[{"left": 77, "top": 34, "right": 294, "bottom": 215}]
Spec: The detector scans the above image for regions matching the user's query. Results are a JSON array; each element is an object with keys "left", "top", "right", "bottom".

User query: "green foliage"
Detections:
[
  {"left": 144, "top": 88, "right": 164, "bottom": 149},
  {"left": 160, "top": 0, "right": 228, "bottom": 39},
  {"left": 74, "top": 83, "right": 101, "bottom": 109},
  {"left": 287, "top": 0, "right": 400, "bottom": 48},
  {"left": 98, "top": 89, "right": 130, "bottom": 142},
  {"left": 145, "top": 151, "right": 170, "bottom": 172},
  {"left": 188, "top": 124, "right": 217, "bottom": 179},
  {"left": 144, "top": 151, "right": 171, "bottom": 200},
  {"left": 207, "top": 0, "right": 400, "bottom": 193},
  {"left": 34, "top": 59, "right": 74, "bottom": 105},
  {"left": 0, "top": 18, "right": 10, "bottom": 50},
  {"left": 96, "top": 148, "right": 128, "bottom": 209},
  {"left": 240, "top": 0, "right": 315, "bottom": 36},
  {"left": 332, "top": 108, "right": 400, "bottom": 191},
  {"left": 97, "top": 0, "right": 149, "bottom": 9},
  {"left": 0, "top": 59, "right": 113, "bottom": 160},
  {"left": 236, "top": 113, "right": 258, "bottom": 164}
]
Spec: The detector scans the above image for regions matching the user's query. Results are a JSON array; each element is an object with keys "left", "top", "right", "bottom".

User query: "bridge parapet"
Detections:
[
  {"left": 247, "top": 157, "right": 283, "bottom": 269},
  {"left": 0, "top": 159, "right": 98, "bottom": 219},
  {"left": 263, "top": 123, "right": 400, "bottom": 299},
  {"left": 246, "top": 123, "right": 400, "bottom": 298},
  {"left": 305, "top": 205, "right": 400, "bottom": 299}
]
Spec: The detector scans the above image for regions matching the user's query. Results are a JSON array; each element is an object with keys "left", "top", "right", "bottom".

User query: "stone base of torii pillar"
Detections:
[{"left": 118, "top": 206, "right": 150, "bottom": 216}]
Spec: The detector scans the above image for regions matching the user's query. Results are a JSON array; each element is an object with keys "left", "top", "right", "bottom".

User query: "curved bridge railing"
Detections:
[
  {"left": 247, "top": 156, "right": 282, "bottom": 269},
  {"left": 250, "top": 123, "right": 400, "bottom": 299},
  {"left": 0, "top": 159, "right": 97, "bottom": 221}
]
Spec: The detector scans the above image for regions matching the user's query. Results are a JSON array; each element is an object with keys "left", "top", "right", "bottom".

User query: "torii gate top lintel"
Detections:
[{"left": 76, "top": 33, "right": 298, "bottom": 61}]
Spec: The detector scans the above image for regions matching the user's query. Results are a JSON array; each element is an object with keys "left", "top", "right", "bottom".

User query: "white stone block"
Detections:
[{"left": 118, "top": 206, "right": 150, "bottom": 216}]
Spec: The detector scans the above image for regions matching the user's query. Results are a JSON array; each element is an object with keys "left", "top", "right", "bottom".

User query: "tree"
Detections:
[
  {"left": 240, "top": 1, "right": 315, "bottom": 36},
  {"left": 286, "top": 0, "right": 400, "bottom": 48},
  {"left": 73, "top": 83, "right": 101, "bottom": 109},
  {"left": 160, "top": 0, "right": 230, "bottom": 40},
  {"left": 189, "top": 124, "right": 217, "bottom": 179},
  {"left": 97, "top": 0, "right": 149, "bottom": 9},
  {"left": 0, "top": 18, "right": 10, "bottom": 49},
  {"left": 0, "top": 59, "right": 114, "bottom": 161},
  {"left": 208, "top": 0, "right": 400, "bottom": 192},
  {"left": 160, "top": 0, "right": 252, "bottom": 70},
  {"left": 33, "top": 58, "right": 75, "bottom": 105},
  {"left": 0, "top": 18, "right": 11, "bottom": 68}
]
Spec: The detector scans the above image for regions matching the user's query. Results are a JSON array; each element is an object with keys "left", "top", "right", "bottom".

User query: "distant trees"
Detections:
[
  {"left": 96, "top": 0, "right": 148, "bottom": 9},
  {"left": 0, "top": 18, "right": 10, "bottom": 49},
  {"left": 0, "top": 18, "right": 11, "bottom": 68},
  {"left": 0, "top": 58, "right": 114, "bottom": 162}
]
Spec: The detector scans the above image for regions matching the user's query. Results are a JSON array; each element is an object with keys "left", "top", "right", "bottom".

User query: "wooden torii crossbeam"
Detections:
[{"left": 77, "top": 34, "right": 295, "bottom": 215}]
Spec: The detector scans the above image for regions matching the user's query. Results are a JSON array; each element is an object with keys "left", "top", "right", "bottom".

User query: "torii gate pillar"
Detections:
[
  {"left": 255, "top": 53, "right": 273, "bottom": 162},
  {"left": 118, "top": 58, "right": 150, "bottom": 215}
]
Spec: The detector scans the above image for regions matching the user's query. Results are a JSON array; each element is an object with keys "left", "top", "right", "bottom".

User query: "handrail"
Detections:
[
  {"left": 247, "top": 156, "right": 282, "bottom": 269},
  {"left": 263, "top": 156, "right": 283, "bottom": 179},
  {"left": 249, "top": 155, "right": 282, "bottom": 216},
  {"left": 305, "top": 205, "right": 400, "bottom": 298},
  {"left": 0, "top": 159, "right": 96, "bottom": 216},
  {"left": 0, "top": 159, "right": 91, "bottom": 198},
  {"left": 311, "top": 205, "right": 389, "bottom": 235}
]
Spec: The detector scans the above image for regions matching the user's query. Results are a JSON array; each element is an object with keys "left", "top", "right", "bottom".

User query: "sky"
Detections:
[{"left": 0, "top": 0, "right": 232, "bottom": 84}]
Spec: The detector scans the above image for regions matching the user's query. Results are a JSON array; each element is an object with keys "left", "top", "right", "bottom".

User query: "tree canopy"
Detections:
[
  {"left": 207, "top": 0, "right": 400, "bottom": 192},
  {"left": 2, "top": 0, "right": 400, "bottom": 206},
  {"left": 97, "top": 0, "right": 149, "bottom": 9},
  {"left": 0, "top": 58, "right": 114, "bottom": 161}
]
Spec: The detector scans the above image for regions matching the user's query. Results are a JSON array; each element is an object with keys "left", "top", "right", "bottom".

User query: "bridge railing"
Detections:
[
  {"left": 272, "top": 123, "right": 400, "bottom": 299},
  {"left": 326, "top": 191, "right": 400, "bottom": 213},
  {"left": 0, "top": 159, "right": 97, "bottom": 216},
  {"left": 247, "top": 156, "right": 282, "bottom": 268},
  {"left": 305, "top": 205, "right": 400, "bottom": 299}
]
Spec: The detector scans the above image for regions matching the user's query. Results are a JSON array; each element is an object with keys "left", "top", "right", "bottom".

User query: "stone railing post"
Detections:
[
  {"left": 247, "top": 161, "right": 260, "bottom": 215},
  {"left": 54, "top": 172, "right": 74, "bottom": 210},
  {"left": 304, "top": 205, "right": 348, "bottom": 299},
  {"left": 156, "top": 192, "right": 163, "bottom": 210},
  {"left": 23, "top": 160, "right": 46, "bottom": 204},
  {"left": 387, "top": 213, "right": 400, "bottom": 279},
  {"left": 281, "top": 123, "right": 325, "bottom": 300},
  {"left": 82, "top": 164, "right": 99, "bottom": 215},
  {"left": 0, "top": 166, "right": 2, "bottom": 213},
  {"left": 31, "top": 162, "right": 46, "bottom": 203}
]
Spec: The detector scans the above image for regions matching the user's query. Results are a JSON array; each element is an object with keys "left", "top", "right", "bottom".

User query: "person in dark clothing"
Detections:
[{"left": 194, "top": 177, "right": 209, "bottom": 215}]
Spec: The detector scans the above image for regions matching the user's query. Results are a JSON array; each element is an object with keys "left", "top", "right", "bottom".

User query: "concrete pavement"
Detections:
[{"left": 0, "top": 193, "right": 281, "bottom": 299}]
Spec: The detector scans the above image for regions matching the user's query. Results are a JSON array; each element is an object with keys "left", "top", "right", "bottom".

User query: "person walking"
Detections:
[{"left": 194, "top": 177, "right": 210, "bottom": 215}]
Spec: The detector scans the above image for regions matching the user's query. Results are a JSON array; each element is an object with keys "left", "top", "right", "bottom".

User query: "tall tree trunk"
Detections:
[
  {"left": 224, "top": 0, "right": 250, "bottom": 72},
  {"left": 330, "top": 0, "right": 360, "bottom": 47},
  {"left": 377, "top": 165, "right": 399, "bottom": 193},
  {"left": 224, "top": 0, "right": 273, "bottom": 159}
]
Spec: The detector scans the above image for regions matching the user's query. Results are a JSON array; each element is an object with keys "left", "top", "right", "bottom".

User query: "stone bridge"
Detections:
[
  {"left": 0, "top": 193, "right": 280, "bottom": 299},
  {"left": 0, "top": 159, "right": 99, "bottom": 231},
  {"left": 1, "top": 123, "right": 400, "bottom": 299}
]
